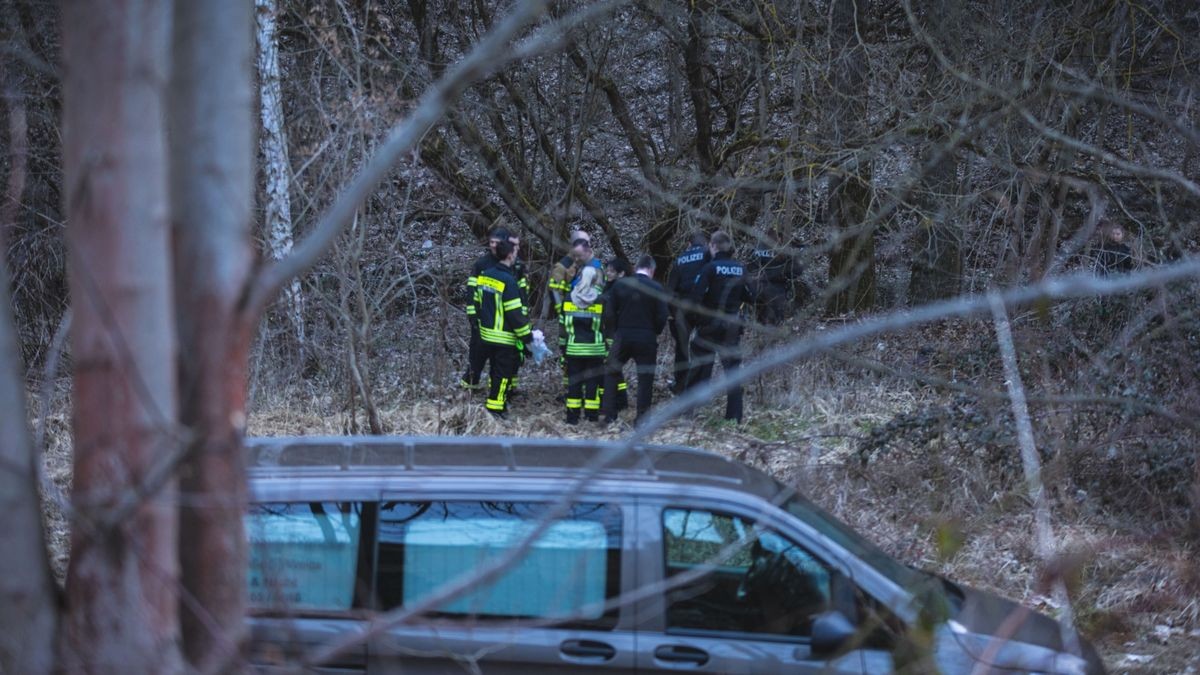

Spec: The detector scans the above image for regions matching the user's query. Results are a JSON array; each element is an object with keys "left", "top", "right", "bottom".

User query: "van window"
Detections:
[
  {"left": 376, "top": 501, "right": 621, "bottom": 628},
  {"left": 247, "top": 502, "right": 363, "bottom": 611},
  {"left": 663, "top": 508, "right": 831, "bottom": 638}
]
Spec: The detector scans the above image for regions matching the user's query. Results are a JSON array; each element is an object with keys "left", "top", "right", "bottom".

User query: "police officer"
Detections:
[
  {"left": 562, "top": 238, "right": 606, "bottom": 424},
  {"left": 666, "top": 231, "right": 711, "bottom": 393},
  {"left": 602, "top": 255, "right": 668, "bottom": 424},
  {"left": 747, "top": 237, "right": 796, "bottom": 326},
  {"left": 461, "top": 225, "right": 510, "bottom": 389},
  {"left": 686, "top": 231, "right": 752, "bottom": 423},
  {"left": 472, "top": 239, "right": 532, "bottom": 417}
]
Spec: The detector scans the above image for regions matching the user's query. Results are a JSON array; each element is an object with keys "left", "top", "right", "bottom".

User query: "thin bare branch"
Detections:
[
  {"left": 987, "top": 293, "right": 1080, "bottom": 660},
  {"left": 246, "top": 0, "right": 549, "bottom": 317},
  {"left": 246, "top": 0, "right": 625, "bottom": 318}
]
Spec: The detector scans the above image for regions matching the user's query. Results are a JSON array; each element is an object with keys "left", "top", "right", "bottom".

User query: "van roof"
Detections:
[{"left": 246, "top": 435, "right": 783, "bottom": 498}]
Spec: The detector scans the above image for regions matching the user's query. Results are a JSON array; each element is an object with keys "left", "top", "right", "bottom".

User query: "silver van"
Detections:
[{"left": 246, "top": 436, "right": 1105, "bottom": 674}]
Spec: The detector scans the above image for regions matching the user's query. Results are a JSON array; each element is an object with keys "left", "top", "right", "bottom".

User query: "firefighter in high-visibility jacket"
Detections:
[
  {"left": 461, "top": 225, "right": 511, "bottom": 390},
  {"left": 548, "top": 230, "right": 591, "bottom": 388},
  {"left": 561, "top": 238, "right": 606, "bottom": 424},
  {"left": 472, "top": 239, "right": 532, "bottom": 417}
]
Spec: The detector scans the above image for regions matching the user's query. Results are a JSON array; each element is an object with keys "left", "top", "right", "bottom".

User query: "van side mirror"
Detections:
[{"left": 810, "top": 610, "right": 856, "bottom": 656}]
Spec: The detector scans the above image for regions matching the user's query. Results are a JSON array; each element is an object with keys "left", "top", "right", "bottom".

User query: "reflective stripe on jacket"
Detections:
[
  {"left": 562, "top": 300, "right": 606, "bottom": 356},
  {"left": 474, "top": 264, "right": 531, "bottom": 347}
]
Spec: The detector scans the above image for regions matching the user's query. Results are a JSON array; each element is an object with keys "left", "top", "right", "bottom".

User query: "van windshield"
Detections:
[{"left": 784, "top": 494, "right": 927, "bottom": 592}]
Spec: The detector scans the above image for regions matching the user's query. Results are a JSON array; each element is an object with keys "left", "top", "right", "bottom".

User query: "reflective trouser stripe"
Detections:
[
  {"left": 617, "top": 381, "right": 628, "bottom": 392},
  {"left": 584, "top": 394, "right": 601, "bottom": 411},
  {"left": 566, "top": 345, "right": 607, "bottom": 356},
  {"left": 566, "top": 397, "right": 583, "bottom": 410},
  {"left": 487, "top": 377, "right": 509, "bottom": 411}
]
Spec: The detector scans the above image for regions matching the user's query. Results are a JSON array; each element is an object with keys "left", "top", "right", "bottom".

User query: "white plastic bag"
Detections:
[{"left": 529, "top": 330, "right": 551, "bottom": 364}]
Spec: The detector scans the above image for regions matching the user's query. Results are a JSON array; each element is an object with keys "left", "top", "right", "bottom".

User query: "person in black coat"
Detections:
[
  {"left": 666, "top": 231, "right": 711, "bottom": 393},
  {"left": 1094, "top": 222, "right": 1134, "bottom": 275},
  {"left": 686, "top": 231, "right": 752, "bottom": 423},
  {"left": 602, "top": 255, "right": 669, "bottom": 424},
  {"left": 747, "top": 239, "right": 797, "bottom": 326}
]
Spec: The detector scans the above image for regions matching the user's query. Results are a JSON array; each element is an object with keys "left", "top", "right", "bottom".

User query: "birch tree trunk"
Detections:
[
  {"left": 0, "top": 249, "right": 56, "bottom": 675},
  {"left": 169, "top": 0, "right": 257, "bottom": 669},
  {"left": 0, "top": 38, "right": 58, "bottom": 670},
  {"left": 256, "top": 0, "right": 305, "bottom": 346},
  {"left": 60, "top": 1, "right": 185, "bottom": 672}
]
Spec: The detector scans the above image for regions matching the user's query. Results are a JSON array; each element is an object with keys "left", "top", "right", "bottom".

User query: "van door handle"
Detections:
[
  {"left": 560, "top": 639, "right": 617, "bottom": 660},
  {"left": 654, "top": 644, "right": 710, "bottom": 666}
]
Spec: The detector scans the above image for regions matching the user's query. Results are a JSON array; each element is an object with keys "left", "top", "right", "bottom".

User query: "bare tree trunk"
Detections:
[
  {"left": 825, "top": 0, "right": 875, "bottom": 315},
  {"left": 60, "top": 1, "right": 185, "bottom": 672},
  {"left": 826, "top": 174, "right": 876, "bottom": 314},
  {"left": 256, "top": 0, "right": 305, "bottom": 347},
  {"left": 0, "top": 36, "right": 58, "bottom": 670},
  {"left": 169, "top": 0, "right": 255, "bottom": 669},
  {"left": 908, "top": 142, "right": 962, "bottom": 304}
]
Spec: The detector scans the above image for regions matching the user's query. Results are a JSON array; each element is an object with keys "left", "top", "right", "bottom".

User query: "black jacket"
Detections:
[
  {"left": 604, "top": 273, "right": 669, "bottom": 342},
  {"left": 512, "top": 259, "right": 530, "bottom": 300},
  {"left": 474, "top": 261, "right": 532, "bottom": 347},
  {"left": 690, "top": 251, "right": 751, "bottom": 322},
  {"left": 668, "top": 245, "right": 711, "bottom": 296},
  {"left": 465, "top": 250, "right": 499, "bottom": 317},
  {"left": 748, "top": 247, "right": 796, "bottom": 287}
]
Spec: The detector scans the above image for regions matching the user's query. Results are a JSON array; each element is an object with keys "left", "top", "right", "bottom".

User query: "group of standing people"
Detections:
[
  {"left": 547, "top": 231, "right": 669, "bottom": 425},
  {"left": 667, "top": 230, "right": 752, "bottom": 423},
  {"left": 463, "top": 226, "right": 790, "bottom": 426}
]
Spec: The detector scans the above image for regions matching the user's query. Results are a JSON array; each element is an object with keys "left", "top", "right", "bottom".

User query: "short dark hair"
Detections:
[
  {"left": 571, "top": 238, "right": 591, "bottom": 249},
  {"left": 636, "top": 254, "right": 656, "bottom": 271},
  {"left": 489, "top": 225, "right": 511, "bottom": 242},
  {"left": 710, "top": 231, "right": 732, "bottom": 252},
  {"left": 607, "top": 257, "right": 631, "bottom": 276},
  {"left": 494, "top": 239, "right": 515, "bottom": 260},
  {"left": 689, "top": 231, "right": 707, "bottom": 247}
]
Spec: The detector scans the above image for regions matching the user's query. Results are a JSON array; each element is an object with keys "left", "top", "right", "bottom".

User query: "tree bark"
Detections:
[
  {"left": 908, "top": 215, "right": 962, "bottom": 304},
  {"left": 169, "top": 0, "right": 256, "bottom": 669},
  {"left": 683, "top": 4, "right": 715, "bottom": 175},
  {"left": 0, "top": 32, "right": 58, "bottom": 670},
  {"left": 60, "top": 1, "right": 185, "bottom": 672},
  {"left": 256, "top": 0, "right": 305, "bottom": 346},
  {"left": 908, "top": 142, "right": 962, "bottom": 304},
  {"left": 825, "top": 0, "right": 875, "bottom": 315}
]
